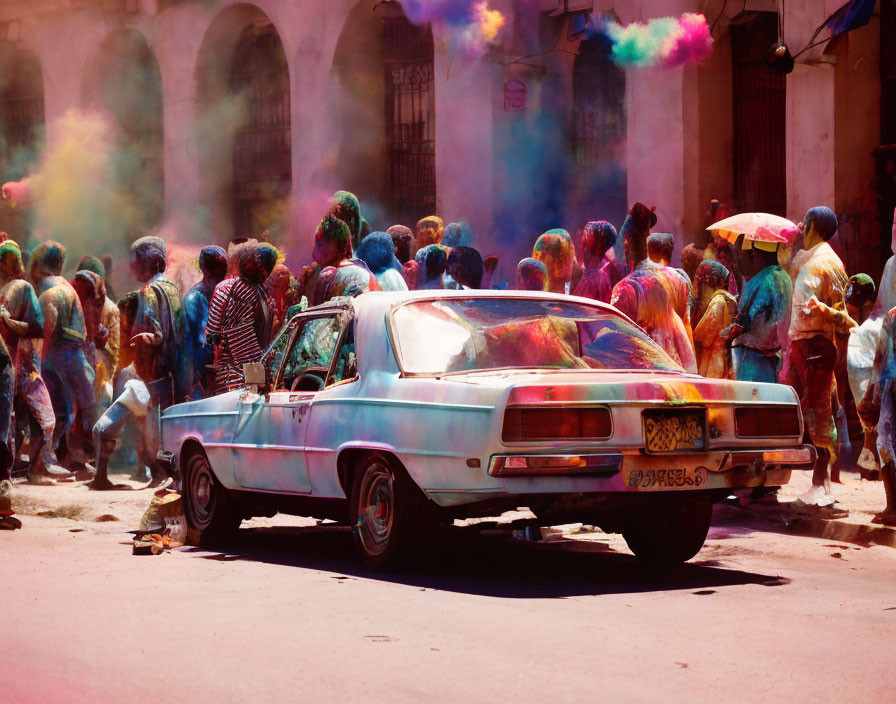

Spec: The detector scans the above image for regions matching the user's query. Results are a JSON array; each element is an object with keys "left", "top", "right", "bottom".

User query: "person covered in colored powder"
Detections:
[
  {"left": 532, "top": 229, "right": 575, "bottom": 295},
  {"left": 329, "top": 190, "right": 370, "bottom": 252},
  {"left": 692, "top": 260, "right": 737, "bottom": 379},
  {"left": 680, "top": 243, "right": 704, "bottom": 283},
  {"left": 77, "top": 255, "right": 120, "bottom": 401},
  {"left": 29, "top": 241, "right": 99, "bottom": 465},
  {"left": 206, "top": 242, "right": 278, "bottom": 393},
  {"left": 611, "top": 203, "right": 697, "bottom": 373},
  {"left": 722, "top": 239, "right": 792, "bottom": 383},
  {"left": 787, "top": 207, "right": 856, "bottom": 513},
  {"left": 303, "top": 215, "right": 379, "bottom": 305},
  {"left": 515, "top": 258, "right": 548, "bottom": 292},
  {"left": 0, "top": 334, "right": 12, "bottom": 483},
  {"left": 89, "top": 237, "right": 188, "bottom": 490},
  {"left": 0, "top": 240, "right": 70, "bottom": 483},
  {"left": 872, "top": 307, "right": 896, "bottom": 526},
  {"left": 573, "top": 221, "right": 619, "bottom": 303},
  {"left": 648, "top": 232, "right": 693, "bottom": 318},
  {"left": 844, "top": 274, "right": 881, "bottom": 478},
  {"left": 442, "top": 222, "right": 473, "bottom": 249},
  {"left": 71, "top": 270, "right": 109, "bottom": 375},
  {"left": 415, "top": 244, "right": 449, "bottom": 291},
  {"left": 91, "top": 294, "right": 157, "bottom": 490},
  {"left": 182, "top": 245, "right": 227, "bottom": 400},
  {"left": 388, "top": 225, "right": 417, "bottom": 290},
  {"left": 415, "top": 215, "right": 444, "bottom": 253},
  {"left": 356, "top": 231, "right": 409, "bottom": 292},
  {"left": 263, "top": 263, "right": 294, "bottom": 335},
  {"left": 446, "top": 246, "right": 484, "bottom": 289},
  {"left": 127, "top": 236, "right": 189, "bottom": 406}
]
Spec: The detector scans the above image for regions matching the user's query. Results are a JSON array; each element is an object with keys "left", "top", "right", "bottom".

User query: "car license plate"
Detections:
[
  {"left": 643, "top": 409, "right": 706, "bottom": 454},
  {"left": 625, "top": 466, "right": 708, "bottom": 490}
]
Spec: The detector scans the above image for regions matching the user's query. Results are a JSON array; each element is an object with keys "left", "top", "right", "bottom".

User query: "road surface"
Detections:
[{"left": 2, "top": 483, "right": 894, "bottom": 703}]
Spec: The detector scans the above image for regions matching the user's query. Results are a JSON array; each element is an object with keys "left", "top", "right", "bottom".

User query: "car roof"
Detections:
[
  {"left": 300, "top": 290, "right": 633, "bottom": 377},
  {"left": 343, "top": 289, "right": 624, "bottom": 318}
]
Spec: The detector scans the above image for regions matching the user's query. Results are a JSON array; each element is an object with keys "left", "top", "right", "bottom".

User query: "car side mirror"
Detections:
[{"left": 243, "top": 362, "right": 267, "bottom": 391}]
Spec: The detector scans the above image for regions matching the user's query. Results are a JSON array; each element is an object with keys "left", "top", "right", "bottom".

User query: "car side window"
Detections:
[
  {"left": 276, "top": 315, "right": 342, "bottom": 392},
  {"left": 327, "top": 320, "right": 357, "bottom": 387},
  {"left": 263, "top": 319, "right": 299, "bottom": 383}
]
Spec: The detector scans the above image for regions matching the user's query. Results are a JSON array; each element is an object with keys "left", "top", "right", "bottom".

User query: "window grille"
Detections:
[
  {"left": 230, "top": 25, "right": 292, "bottom": 238},
  {"left": 383, "top": 16, "right": 436, "bottom": 225},
  {"left": 731, "top": 13, "right": 786, "bottom": 215},
  {"left": 0, "top": 50, "right": 44, "bottom": 171},
  {"left": 573, "top": 37, "right": 625, "bottom": 168}
]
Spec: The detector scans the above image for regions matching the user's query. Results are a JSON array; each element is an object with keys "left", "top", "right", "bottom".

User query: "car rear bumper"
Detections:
[{"left": 424, "top": 444, "right": 816, "bottom": 507}]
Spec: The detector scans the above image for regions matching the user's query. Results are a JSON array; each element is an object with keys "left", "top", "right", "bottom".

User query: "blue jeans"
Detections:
[
  {"left": 43, "top": 342, "right": 98, "bottom": 446},
  {"left": 0, "top": 364, "right": 13, "bottom": 479},
  {"left": 733, "top": 346, "right": 781, "bottom": 384}
]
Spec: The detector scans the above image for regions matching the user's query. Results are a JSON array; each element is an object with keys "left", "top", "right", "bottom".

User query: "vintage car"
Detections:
[{"left": 159, "top": 290, "right": 815, "bottom": 567}]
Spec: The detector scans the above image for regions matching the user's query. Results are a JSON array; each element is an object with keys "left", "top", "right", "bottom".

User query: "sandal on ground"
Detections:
[
  {"left": 871, "top": 510, "right": 896, "bottom": 527},
  {"left": 0, "top": 516, "right": 22, "bottom": 530},
  {"left": 87, "top": 478, "right": 131, "bottom": 491}
]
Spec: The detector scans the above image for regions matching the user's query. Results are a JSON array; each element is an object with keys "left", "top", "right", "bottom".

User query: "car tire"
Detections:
[
  {"left": 621, "top": 496, "right": 713, "bottom": 565},
  {"left": 183, "top": 450, "right": 240, "bottom": 543},
  {"left": 350, "top": 452, "right": 428, "bottom": 569}
]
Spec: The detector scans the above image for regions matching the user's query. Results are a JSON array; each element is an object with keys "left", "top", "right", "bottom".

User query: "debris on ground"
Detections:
[
  {"left": 133, "top": 484, "right": 187, "bottom": 555},
  {"left": 0, "top": 479, "right": 22, "bottom": 530}
]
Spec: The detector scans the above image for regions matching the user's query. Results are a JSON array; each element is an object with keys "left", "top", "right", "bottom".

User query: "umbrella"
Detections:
[{"left": 707, "top": 212, "right": 798, "bottom": 244}]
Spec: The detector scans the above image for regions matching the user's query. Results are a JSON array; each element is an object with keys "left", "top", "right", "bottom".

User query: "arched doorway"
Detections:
[
  {"left": 878, "top": 0, "right": 896, "bottom": 272},
  {"left": 332, "top": 0, "right": 435, "bottom": 227},
  {"left": 571, "top": 36, "right": 627, "bottom": 228},
  {"left": 0, "top": 45, "right": 44, "bottom": 239},
  {"left": 83, "top": 30, "right": 164, "bottom": 237},
  {"left": 230, "top": 23, "right": 291, "bottom": 240},
  {"left": 197, "top": 5, "right": 291, "bottom": 241},
  {"left": 731, "top": 12, "right": 786, "bottom": 215},
  {"left": 383, "top": 7, "right": 436, "bottom": 225}
]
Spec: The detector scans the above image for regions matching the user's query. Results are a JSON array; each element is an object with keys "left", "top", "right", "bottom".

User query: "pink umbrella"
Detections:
[{"left": 707, "top": 212, "right": 798, "bottom": 244}]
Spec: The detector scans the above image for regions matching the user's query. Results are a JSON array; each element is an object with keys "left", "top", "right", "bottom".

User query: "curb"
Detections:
[
  {"left": 784, "top": 516, "right": 896, "bottom": 549},
  {"left": 713, "top": 504, "right": 896, "bottom": 550}
]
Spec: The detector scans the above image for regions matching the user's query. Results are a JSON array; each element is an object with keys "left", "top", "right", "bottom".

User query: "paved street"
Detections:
[{"left": 2, "top": 483, "right": 895, "bottom": 703}]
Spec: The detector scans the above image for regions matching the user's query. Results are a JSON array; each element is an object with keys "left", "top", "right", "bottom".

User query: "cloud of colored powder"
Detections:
[
  {"left": 398, "top": 0, "right": 505, "bottom": 55},
  {"left": 587, "top": 12, "right": 713, "bottom": 69},
  {"left": 28, "top": 110, "right": 142, "bottom": 252}
]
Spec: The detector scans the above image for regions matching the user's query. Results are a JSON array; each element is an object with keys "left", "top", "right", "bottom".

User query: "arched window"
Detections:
[
  {"left": 573, "top": 37, "right": 625, "bottom": 168},
  {"left": 572, "top": 36, "right": 627, "bottom": 226},
  {"left": 383, "top": 14, "right": 435, "bottom": 224},
  {"left": 231, "top": 23, "right": 292, "bottom": 239},
  {"left": 731, "top": 12, "right": 786, "bottom": 214},
  {"left": 1, "top": 47, "right": 44, "bottom": 240},
  {"left": 878, "top": 0, "right": 896, "bottom": 272},
  {"left": 86, "top": 30, "right": 164, "bottom": 235},
  {"left": 0, "top": 47, "right": 44, "bottom": 177}
]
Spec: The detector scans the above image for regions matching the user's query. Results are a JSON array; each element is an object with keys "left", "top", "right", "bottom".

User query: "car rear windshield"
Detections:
[{"left": 391, "top": 298, "right": 684, "bottom": 375}]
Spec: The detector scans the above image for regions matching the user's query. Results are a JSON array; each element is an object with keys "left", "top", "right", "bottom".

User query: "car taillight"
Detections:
[
  {"left": 735, "top": 406, "right": 801, "bottom": 438},
  {"left": 502, "top": 407, "right": 612, "bottom": 442}
]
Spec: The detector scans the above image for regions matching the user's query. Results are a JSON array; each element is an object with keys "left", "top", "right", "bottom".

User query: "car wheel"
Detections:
[
  {"left": 183, "top": 450, "right": 240, "bottom": 542},
  {"left": 621, "top": 496, "right": 713, "bottom": 565},
  {"left": 350, "top": 453, "right": 428, "bottom": 569}
]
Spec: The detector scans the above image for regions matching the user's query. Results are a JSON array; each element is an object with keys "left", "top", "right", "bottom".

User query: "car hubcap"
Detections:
[
  {"left": 358, "top": 463, "right": 394, "bottom": 556},
  {"left": 190, "top": 461, "right": 214, "bottom": 527}
]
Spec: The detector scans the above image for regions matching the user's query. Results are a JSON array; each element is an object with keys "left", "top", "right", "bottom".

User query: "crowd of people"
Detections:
[{"left": 0, "top": 189, "right": 894, "bottom": 527}]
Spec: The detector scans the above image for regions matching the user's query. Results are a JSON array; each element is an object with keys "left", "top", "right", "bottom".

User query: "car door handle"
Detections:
[{"left": 292, "top": 405, "right": 310, "bottom": 422}]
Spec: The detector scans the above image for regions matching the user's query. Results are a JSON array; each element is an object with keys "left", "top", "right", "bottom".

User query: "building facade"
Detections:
[{"left": 0, "top": 0, "right": 889, "bottom": 279}]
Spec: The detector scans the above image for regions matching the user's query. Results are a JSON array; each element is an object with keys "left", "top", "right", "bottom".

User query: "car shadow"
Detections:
[{"left": 177, "top": 522, "right": 791, "bottom": 599}]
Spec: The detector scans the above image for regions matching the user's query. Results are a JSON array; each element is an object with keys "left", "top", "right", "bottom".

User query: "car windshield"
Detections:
[{"left": 391, "top": 297, "right": 684, "bottom": 375}]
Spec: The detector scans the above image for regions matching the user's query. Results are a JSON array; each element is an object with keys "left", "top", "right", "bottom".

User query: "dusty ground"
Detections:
[{"left": 2, "top": 472, "right": 895, "bottom": 703}]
